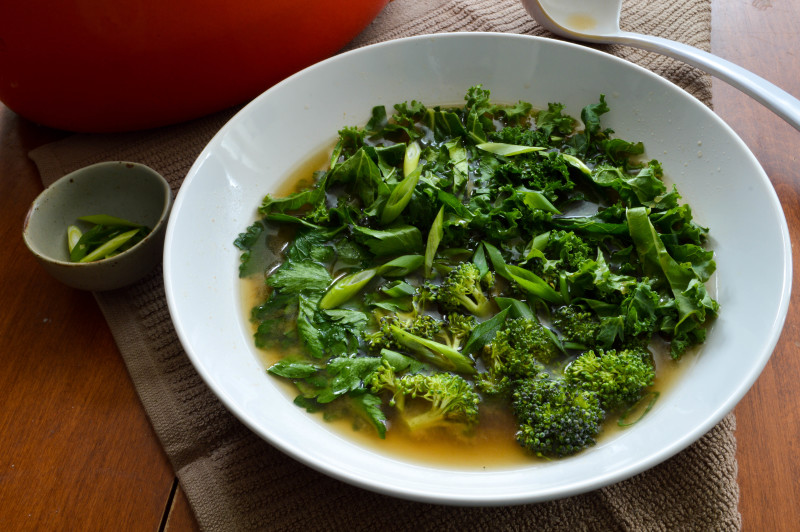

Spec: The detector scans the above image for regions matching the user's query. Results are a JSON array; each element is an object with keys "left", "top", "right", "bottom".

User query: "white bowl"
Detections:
[{"left": 164, "top": 33, "right": 792, "bottom": 505}]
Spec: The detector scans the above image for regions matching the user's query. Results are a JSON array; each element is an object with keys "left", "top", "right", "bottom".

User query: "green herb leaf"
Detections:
[
  {"left": 267, "top": 260, "right": 331, "bottom": 294},
  {"left": 352, "top": 225, "right": 423, "bottom": 257},
  {"left": 462, "top": 307, "right": 510, "bottom": 355}
]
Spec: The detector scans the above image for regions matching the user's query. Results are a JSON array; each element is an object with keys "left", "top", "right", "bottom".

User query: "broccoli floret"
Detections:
[
  {"left": 512, "top": 374, "right": 604, "bottom": 457},
  {"left": 412, "top": 282, "right": 438, "bottom": 315},
  {"left": 477, "top": 317, "right": 559, "bottom": 396},
  {"left": 489, "top": 317, "right": 560, "bottom": 372},
  {"left": 564, "top": 348, "right": 655, "bottom": 411},
  {"left": 495, "top": 318, "right": 561, "bottom": 366},
  {"left": 364, "top": 298, "right": 477, "bottom": 373},
  {"left": 369, "top": 362, "right": 480, "bottom": 434},
  {"left": 434, "top": 313, "right": 477, "bottom": 350},
  {"left": 403, "top": 314, "right": 441, "bottom": 339},
  {"left": 437, "top": 262, "right": 493, "bottom": 316},
  {"left": 365, "top": 314, "right": 442, "bottom": 352},
  {"left": 552, "top": 304, "right": 601, "bottom": 349}
]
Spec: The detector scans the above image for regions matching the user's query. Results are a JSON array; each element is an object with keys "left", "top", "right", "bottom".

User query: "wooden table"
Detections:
[{"left": 1, "top": 3, "right": 798, "bottom": 530}]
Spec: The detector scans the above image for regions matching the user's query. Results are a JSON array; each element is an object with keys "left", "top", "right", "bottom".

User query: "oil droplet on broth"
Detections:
[{"left": 566, "top": 13, "right": 597, "bottom": 31}]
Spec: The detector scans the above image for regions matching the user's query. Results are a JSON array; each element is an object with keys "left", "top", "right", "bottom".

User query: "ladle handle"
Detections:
[{"left": 618, "top": 31, "right": 800, "bottom": 132}]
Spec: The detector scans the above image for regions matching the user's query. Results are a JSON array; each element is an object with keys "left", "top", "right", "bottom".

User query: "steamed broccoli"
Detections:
[
  {"left": 552, "top": 304, "right": 602, "bottom": 349},
  {"left": 364, "top": 282, "right": 443, "bottom": 352},
  {"left": 363, "top": 278, "right": 479, "bottom": 373},
  {"left": 477, "top": 317, "right": 559, "bottom": 395},
  {"left": 369, "top": 362, "right": 480, "bottom": 434},
  {"left": 437, "top": 262, "right": 494, "bottom": 316},
  {"left": 365, "top": 314, "right": 442, "bottom": 352},
  {"left": 411, "top": 282, "right": 438, "bottom": 316},
  {"left": 434, "top": 313, "right": 477, "bottom": 350},
  {"left": 512, "top": 373, "right": 604, "bottom": 457},
  {"left": 564, "top": 348, "right": 655, "bottom": 411},
  {"left": 365, "top": 311, "right": 478, "bottom": 375}
]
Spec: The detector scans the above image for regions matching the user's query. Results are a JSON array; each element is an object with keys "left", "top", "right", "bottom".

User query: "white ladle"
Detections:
[{"left": 520, "top": 0, "right": 800, "bottom": 132}]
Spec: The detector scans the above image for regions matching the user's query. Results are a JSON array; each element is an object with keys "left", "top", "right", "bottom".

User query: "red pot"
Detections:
[{"left": 0, "top": 0, "right": 389, "bottom": 132}]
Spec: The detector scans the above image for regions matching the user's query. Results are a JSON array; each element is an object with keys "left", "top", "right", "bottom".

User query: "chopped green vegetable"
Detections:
[
  {"left": 67, "top": 215, "right": 150, "bottom": 262},
  {"left": 235, "top": 86, "right": 718, "bottom": 457},
  {"left": 476, "top": 142, "right": 545, "bottom": 156},
  {"left": 66, "top": 225, "right": 82, "bottom": 253},
  {"left": 319, "top": 268, "right": 377, "bottom": 309},
  {"left": 78, "top": 228, "right": 141, "bottom": 263}
]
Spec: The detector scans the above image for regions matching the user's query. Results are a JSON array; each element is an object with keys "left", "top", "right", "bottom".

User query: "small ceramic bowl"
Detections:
[{"left": 23, "top": 161, "right": 173, "bottom": 291}]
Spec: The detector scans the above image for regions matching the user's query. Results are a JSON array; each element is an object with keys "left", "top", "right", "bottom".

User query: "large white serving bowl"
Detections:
[{"left": 164, "top": 32, "right": 791, "bottom": 505}]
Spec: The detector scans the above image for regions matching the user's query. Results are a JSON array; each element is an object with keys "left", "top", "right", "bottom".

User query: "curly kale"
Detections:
[
  {"left": 490, "top": 149, "right": 574, "bottom": 203},
  {"left": 528, "top": 230, "right": 595, "bottom": 285}
]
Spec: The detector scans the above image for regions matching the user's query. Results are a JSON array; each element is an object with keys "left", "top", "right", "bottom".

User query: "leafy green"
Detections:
[{"left": 266, "top": 260, "right": 331, "bottom": 294}]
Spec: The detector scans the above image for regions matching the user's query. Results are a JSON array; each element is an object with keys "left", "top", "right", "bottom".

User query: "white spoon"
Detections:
[{"left": 520, "top": 0, "right": 800, "bottom": 132}]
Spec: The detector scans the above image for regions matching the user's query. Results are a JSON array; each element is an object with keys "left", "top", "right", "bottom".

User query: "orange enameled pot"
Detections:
[{"left": 0, "top": 0, "right": 389, "bottom": 132}]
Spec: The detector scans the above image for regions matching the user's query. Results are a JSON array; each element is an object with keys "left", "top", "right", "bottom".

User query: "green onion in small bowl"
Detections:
[{"left": 23, "top": 161, "right": 172, "bottom": 291}]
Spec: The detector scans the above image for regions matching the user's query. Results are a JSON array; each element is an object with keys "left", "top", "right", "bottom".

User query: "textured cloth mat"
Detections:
[{"left": 29, "top": 0, "right": 740, "bottom": 530}]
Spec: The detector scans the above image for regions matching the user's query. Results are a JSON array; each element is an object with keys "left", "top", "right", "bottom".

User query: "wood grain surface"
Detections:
[
  {"left": 1, "top": 1, "right": 798, "bottom": 530},
  {"left": 711, "top": 1, "right": 800, "bottom": 530}
]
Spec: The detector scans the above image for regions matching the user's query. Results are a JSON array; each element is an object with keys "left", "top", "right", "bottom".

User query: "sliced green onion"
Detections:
[
  {"left": 424, "top": 206, "right": 444, "bottom": 278},
  {"left": 506, "top": 264, "right": 564, "bottom": 304},
  {"left": 376, "top": 255, "right": 424, "bottom": 278},
  {"left": 476, "top": 142, "right": 545, "bottom": 157},
  {"left": 380, "top": 165, "right": 421, "bottom": 225},
  {"left": 78, "top": 228, "right": 141, "bottom": 263},
  {"left": 66, "top": 225, "right": 83, "bottom": 253},
  {"left": 403, "top": 140, "right": 421, "bottom": 177},
  {"left": 561, "top": 153, "right": 592, "bottom": 175},
  {"left": 520, "top": 190, "right": 561, "bottom": 214},
  {"left": 318, "top": 268, "right": 377, "bottom": 309}
]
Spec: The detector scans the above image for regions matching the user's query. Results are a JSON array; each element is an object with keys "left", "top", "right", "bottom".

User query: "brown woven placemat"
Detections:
[{"left": 29, "top": 1, "right": 740, "bottom": 530}]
